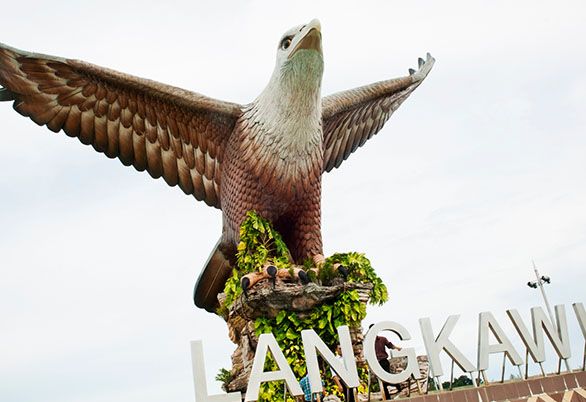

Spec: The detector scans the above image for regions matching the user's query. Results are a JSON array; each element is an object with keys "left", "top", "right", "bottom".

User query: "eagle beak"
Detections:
[{"left": 289, "top": 19, "right": 322, "bottom": 59}]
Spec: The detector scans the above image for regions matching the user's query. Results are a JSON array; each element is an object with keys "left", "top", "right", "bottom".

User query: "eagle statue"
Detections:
[{"left": 0, "top": 19, "right": 434, "bottom": 313}]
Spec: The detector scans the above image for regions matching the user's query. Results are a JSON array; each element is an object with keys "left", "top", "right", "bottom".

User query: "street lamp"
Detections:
[
  {"left": 528, "top": 275, "right": 551, "bottom": 289},
  {"left": 527, "top": 261, "right": 555, "bottom": 324},
  {"left": 526, "top": 261, "right": 570, "bottom": 372}
]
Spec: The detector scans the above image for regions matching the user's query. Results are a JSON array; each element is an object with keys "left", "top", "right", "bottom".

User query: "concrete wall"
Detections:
[{"left": 402, "top": 371, "right": 586, "bottom": 402}]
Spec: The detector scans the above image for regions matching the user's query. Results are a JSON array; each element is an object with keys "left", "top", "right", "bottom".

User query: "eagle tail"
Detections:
[
  {"left": 0, "top": 87, "right": 15, "bottom": 101},
  {"left": 193, "top": 239, "right": 234, "bottom": 313}
]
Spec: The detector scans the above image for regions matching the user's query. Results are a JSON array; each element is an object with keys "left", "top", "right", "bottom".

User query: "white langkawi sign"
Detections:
[{"left": 190, "top": 302, "right": 586, "bottom": 402}]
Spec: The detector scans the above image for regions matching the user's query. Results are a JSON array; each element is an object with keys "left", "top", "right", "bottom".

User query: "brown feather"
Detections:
[
  {"left": 170, "top": 134, "right": 183, "bottom": 159},
  {"left": 127, "top": 96, "right": 138, "bottom": 114},
  {"left": 50, "top": 63, "right": 77, "bottom": 80},
  {"left": 19, "top": 59, "right": 52, "bottom": 73},
  {"left": 183, "top": 142, "right": 195, "bottom": 169},
  {"left": 145, "top": 138, "right": 163, "bottom": 178},
  {"left": 94, "top": 98, "right": 108, "bottom": 117},
  {"left": 203, "top": 176, "right": 217, "bottom": 207},
  {"left": 107, "top": 100, "right": 121, "bottom": 121},
  {"left": 93, "top": 115, "right": 108, "bottom": 152},
  {"left": 132, "top": 113, "right": 145, "bottom": 134},
  {"left": 145, "top": 119, "right": 157, "bottom": 143},
  {"left": 176, "top": 159, "right": 193, "bottom": 194},
  {"left": 161, "top": 148, "right": 178, "bottom": 186},
  {"left": 38, "top": 82, "right": 67, "bottom": 94},
  {"left": 177, "top": 120, "right": 190, "bottom": 143},
  {"left": 81, "top": 82, "right": 97, "bottom": 97},
  {"left": 105, "top": 88, "right": 117, "bottom": 104},
  {"left": 117, "top": 93, "right": 128, "bottom": 109},
  {"left": 79, "top": 94, "right": 97, "bottom": 112},
  {"left": 28, "top": 103, "right": 61, "bottom": 126},
  {"left": 194, "top": 147, "right": 205, "bottom": 174},
  {"left": 204, "top": 152, "right": 215, "bottom": 179},
  {"left": 46, "top": 106, "right": 70, "bottom": 132},
  {"left": 120, "top": 107, "right": 132, "bottom": 128},
  {"left": 105, "top": 118, "right": 120, "bottom": 158},
  {"left": 57, "top": 89, "right": 85, "bottom": 107},
  {"left": 79, "top": 111, "right": 95, "bottom": 145},
  {"left": 136, "top": 95, "right": 146, "bottom": 117},
  {"left": 118, "top": 124, "right": 134, "bottom": 166},
  {"left": 23, "top": 70, "right": 57, "bottom": 82},
  {"left": 95, "top": 85, "right": 107, "bottom": 100},
  {"left": 63, "top": 106, "right": 82, "bottom": 137},
  {"left": 191, "top": 171, "right": 206, "bottom": 201},
  {"left": 158, "top": 124, "right": 170, "bottom": 151},
  {"left": 132, "top": 130, "right": 147, "bottom": 171},
  {"left": 66, "top": 77, "right": 87, "bottom": 88}
]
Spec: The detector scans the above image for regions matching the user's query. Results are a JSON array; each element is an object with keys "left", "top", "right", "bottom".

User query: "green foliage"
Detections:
[
  {"left": 217, "top": 269, "right": 241, "bottom": 317},
  {"left": 253, "top": 290, "right": 368, "bottom": 401},
  {"left": 442, "top": 374, "right": 474, "bottom": 390},
  {"left": 325, "top": 252, "right": 388, "bottom": 305},
  {"left": 427, "top": 376, "right": 437, "bottom": 391},
  {"left": 215, "top": 368, "right": 233, "bottom": 392},
  {"left": 236, "top": 211, "right": 291, "bottom": 273},
  {"left": 428, "top": 375, "right": 477, "bottom": 391},
  {"left": 218, "top": 211, "right": 292, "bottom": 317},
  {"left": 216, "top": 212, "right": 390, "bottom": 399}
]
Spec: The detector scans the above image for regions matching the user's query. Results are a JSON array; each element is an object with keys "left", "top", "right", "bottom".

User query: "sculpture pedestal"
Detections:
[{"left": 220, "top": 277, "right": 373, "bottom": 393}]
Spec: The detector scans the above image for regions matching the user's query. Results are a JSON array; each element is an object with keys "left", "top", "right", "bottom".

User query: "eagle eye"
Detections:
[{"left": 280, "top": 36, "right": 293, "bottom": 50}]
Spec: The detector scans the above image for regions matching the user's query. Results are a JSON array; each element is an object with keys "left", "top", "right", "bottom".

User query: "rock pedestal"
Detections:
[{"left": 220, "top": 277, "right": 373, "bottom": 393}]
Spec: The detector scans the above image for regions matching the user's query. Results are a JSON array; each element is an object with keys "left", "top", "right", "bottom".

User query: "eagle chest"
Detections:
[{"left": 221, "top": 115, "right": 323, "bottom": 210}]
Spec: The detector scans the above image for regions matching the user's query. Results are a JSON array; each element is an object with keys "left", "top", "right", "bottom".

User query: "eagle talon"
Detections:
[
  {"left": 266, "top": 265, "right": 277, "bottom": 288},
  {"left": 335, "top": 264, "right": 349, "bottom": 280},
  {"left": 298, "top": 269, "right": 310, "bottom": 285},
  {"left": 241, "top": 276, "right": 251, "bottom": 296}
]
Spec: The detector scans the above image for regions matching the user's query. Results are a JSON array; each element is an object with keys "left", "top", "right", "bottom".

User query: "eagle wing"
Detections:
[
  {"left": 0, "top": 42, "right": 243, "bottom": 209},
  {"left": 321, "top": 53, "right": 434, "bottom": 172}
]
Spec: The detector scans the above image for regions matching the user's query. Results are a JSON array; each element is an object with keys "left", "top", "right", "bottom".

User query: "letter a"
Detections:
[{"left": 245, "top": 333, "right": 303, "bottom": 402}]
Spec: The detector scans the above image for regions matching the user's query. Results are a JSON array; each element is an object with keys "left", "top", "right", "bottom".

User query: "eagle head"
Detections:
[{"left": 269, "top": 19, "right": 324, "bottom": 98}]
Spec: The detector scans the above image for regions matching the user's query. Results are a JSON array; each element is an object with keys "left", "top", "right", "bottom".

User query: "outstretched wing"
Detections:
[
  {"left": 321, "top": 53, "right": 434, "bottom": 172},
  {"left": 0, "top": 42, "right": 243, "bottom": 208}
]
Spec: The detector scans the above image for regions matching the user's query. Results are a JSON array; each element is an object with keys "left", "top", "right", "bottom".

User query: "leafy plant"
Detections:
[
  {"left": 217, "top": 211, "right": 390, "bottom": 400},
  {"left": 325, "top": 253, "right": 388, "bottom": 305},
  {"left": 253, "top": 289, "right": 368, "bottom": 400},
  {"left": 218, "top": 211, "right": 291, "bottom": 317},
  {"left": 215, "top": 368, "right": 233, "bottom": 392},
  {"left": 236, "top": 210, "right": 291, "bottom": 273}
]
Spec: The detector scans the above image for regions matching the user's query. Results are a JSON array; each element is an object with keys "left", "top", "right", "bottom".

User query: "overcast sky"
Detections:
[{"left": 1, "top": 1, "right": 585, "bottom": 401}]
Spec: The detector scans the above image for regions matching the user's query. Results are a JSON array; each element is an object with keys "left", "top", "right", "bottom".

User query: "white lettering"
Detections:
[
  {"left": 301, "top": 325, "right": 359, "bottom": 393},
  {"left": 364, "top": 321, "right": 421, "bottom": 384},
  {"left": 245, "top": 333, "right": 303, "bottom": 401},
  {"left": 477, "top": 311, "right": 523, "bottom": 371},
  {"left": 191, "top": 341, "right": 241, "bottom": 402},
  {"left": 572, "top": 303, "right": 586, "bottom": 340},
  {"left": 419, "top": 315, "right": 476, "bottom": 376},
  {"left": 507, "top": 306, "right": 571, "bottom": 363}
]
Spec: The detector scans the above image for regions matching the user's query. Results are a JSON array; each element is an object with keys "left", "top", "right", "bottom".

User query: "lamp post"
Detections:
[
  {"left": 527, "top": 261, "right": 555, "bottom": 325},
  {"left": 526, "top": 261, "right": 571, "bottom": 372}
]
